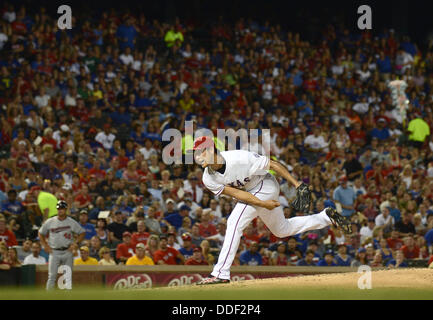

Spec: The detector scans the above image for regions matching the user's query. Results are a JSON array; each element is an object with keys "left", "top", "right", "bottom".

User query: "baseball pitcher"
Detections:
[
  {"left": 38, "top": 200, "right": 85, "bottom": 290},
  {"left": 191, "top": 136, "right": 351, "bottom": 285}
]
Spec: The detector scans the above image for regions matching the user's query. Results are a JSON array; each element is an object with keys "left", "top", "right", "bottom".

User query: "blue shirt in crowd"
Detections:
[
  {"left": 333, "top": 186, "right": 356, "bottom": 217},
  {"left": 239, "top": 250, "right": 262, "bottom": 266}
]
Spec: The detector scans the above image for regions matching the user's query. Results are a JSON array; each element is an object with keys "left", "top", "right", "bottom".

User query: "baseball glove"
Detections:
[{"left": 290, "top": 183, "right": 312, "bottom": 213}]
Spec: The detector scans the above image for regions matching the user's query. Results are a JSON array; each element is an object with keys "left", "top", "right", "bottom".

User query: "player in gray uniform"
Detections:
[{"left": 38, "top": 200, "right": 85, "bottom": 290}]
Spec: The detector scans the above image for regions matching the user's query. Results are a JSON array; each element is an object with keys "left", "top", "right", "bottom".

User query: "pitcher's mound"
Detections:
[{"left": 180, "top": 268, "right": 433, "bottom": 291}]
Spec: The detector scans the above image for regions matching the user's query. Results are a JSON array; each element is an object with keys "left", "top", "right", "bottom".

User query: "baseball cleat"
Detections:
[
  {"left": 196, "top": 276, "right": 230, "bottom": 285},
  {"left": 325, "top": 207, "right": 352, "bottom": 234}
]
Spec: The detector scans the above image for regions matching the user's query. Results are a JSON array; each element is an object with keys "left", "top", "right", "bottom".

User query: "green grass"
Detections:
[{"left": 2, "top": 286, "right": 433, "bottom": 300}]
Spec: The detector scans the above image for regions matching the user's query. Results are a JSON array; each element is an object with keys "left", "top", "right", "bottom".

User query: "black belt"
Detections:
[{"left": 53, "top": 247, "right": 69, "bottom": 251}]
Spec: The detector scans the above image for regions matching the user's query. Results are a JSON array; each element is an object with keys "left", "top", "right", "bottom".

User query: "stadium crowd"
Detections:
[{"left": 1, "top": 2, "right": 433, "bottom": 270}]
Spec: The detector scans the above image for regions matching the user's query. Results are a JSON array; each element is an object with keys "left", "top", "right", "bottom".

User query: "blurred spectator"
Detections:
[
  {"left": 296, "top": 249, "right": 317, "bottom": 266},
  {"left": 425, "top": 225, "right": 433, "bottom": 247},
  {"left": 108, "top": 211, "right": 131, "bottom": 243},
  {"left": 394, "top": 213, "right": 416, "bottom": 237},
  {"left": 387, "top": 197, "right": 401, "bottom": 223},
  {"left": 143, "top": 207, "right": 162, "bottom": 235},
  {"left": 271, "top": 242, "right": 289, "bottom": 266},
  {"left": 98, "top": 247, "right": 116, "bottom": 265},
  {"left": 351, "top": 247, "right": 369, "bottom": 267},
  {"left": 74, "top": 246, "right": 98, "bottom": 265},
  {"left": 342, "top": 150, "right": 363, "bottom": 181},
  {"left": 375, "top": 207, "right": 395, "bottom": 234},
  {"left": 286, "top": 237, "right": 303, "bottom": 265},
  {"left": 378, "top": 238, "right": 393, "bottom": 264},
  {"left": 0, "top": 217, "right": 17, "bottom": 247},
  {"left": 240, "top": 241, "right": 262, "bottom": 266},
  {"left": 79, "top": 210, "right": 97, "bottom": 240},
  {"left": 335, "top": 244, "right": 353, "bottom": 266},
  {"left": 317, "top": 250, "right": 337, "bottom": 266},
  {"left": 1, "top": 189, "right": 23, "bottom": 218},
  {"left": 165, "top": 204, "right": 190, "bottom": 231},
  {"left": 205, "top": 221, "right": 226, "bottom": 249},
  {"left": 400, "top": 236, "right": 420, "bottom": 259},
  {"left": 387, "top": 230, "right": 404, "bottom": 251},
  {"left": 242, "top": 223, "right": 260, "bottom": 247},
  {"left": 131, "top": 220, "right": 150, "bottom": 246},
  {"left": 167, "top": 232, "right": 181, "bottom": 250},
  {"left": 23, "top": 241, "right": 46, "bottom": 265},
  {"left": 185, "top": 247, "right": 209, "bottom": 265},
  {"left": 407, "top": 117, "right": 430, "bottom": 148},
  {"left": 164, "top": 25, "right": 184, "bottom": 48},
  {"left": 89, "top": 236, "right": 102, "bottom": 260},
  {"left": 0, "top": 243, "right": 10, "bottom": 270},
  {"left": 5, "top": 247, "right": 21, "bottom": 268},
  {"left": 126, "top": 243, "right": 154, "bottom": 265},
  {"left": 333, "top": 176, "right": 356, "bottom": 217},
  {"left": 95, "top": 218, "right": 111, "bottom": 247},
  {"left": 115, "top": 231, "right": 135, "bottom": 264},
  {"left": 303, "top": 126, "right": 327, "bottom": 164},
  {"left": 360, "top": 218, "right": 376, "bottom": 244},
  {"left": 127, "top": 208, "right": 146, "bottom": 232},
  {"left": 179, "top": 232, "right": 194, "bottom": 259},
  {"left": 200, "top": 239, "right": 216, "bottom": 265},
  {"left": 153, "top": 234, "right": 184, "bottom": 265},
  {"left": 30, "top": 186, "right": 57, "bottom": 220},
  {"left": 369, "top": 251, "right": 384, "bottom": 267},
  {"left": 15, "top": 238, "right": 32, "bottom": 262},
  {"left": 145, "top": 234, "right": 160, "bottom": 260},
  {"left": 190, "top": 223, "right": 205, "bottom": 248},
  {"left": 386, "top": 250, "right": 408, "bottom": 268}
]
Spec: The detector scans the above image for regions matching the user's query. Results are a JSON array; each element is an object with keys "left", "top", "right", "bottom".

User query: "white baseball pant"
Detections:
[{"left": 211, "top": 173, "right": 332, "bottom": 280}]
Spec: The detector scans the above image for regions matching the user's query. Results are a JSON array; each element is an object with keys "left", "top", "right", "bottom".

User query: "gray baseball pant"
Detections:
[{"left": 46, "top": 250, "right": 73, "bottom": 290}]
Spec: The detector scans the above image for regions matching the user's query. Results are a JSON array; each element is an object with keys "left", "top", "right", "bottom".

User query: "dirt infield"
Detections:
[
  {"left": 146, "top": 268, "right": 433, "bottom": 299},
  {"left": 194, "top": 268, "right": 433, "bottom": 290},
  {"left": 169, "top": 268, "right": 433, "bottom": 291},
  {"left": 1, "top": 268, "right": 432, "bottom": 300}
]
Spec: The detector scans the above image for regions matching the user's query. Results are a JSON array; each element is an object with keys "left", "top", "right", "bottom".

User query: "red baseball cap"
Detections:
[
  {"left": 339, "top": 176, "right": 348, "bottom": 183},
  {"left": 30, "top": 185, "right": 42, "bottom": 193},
  {"left": 192, "top": 136, "right": 214, "bottom": 151},
  {"left": 181, "top": 233, "right": 192, "bottom": 241},
  {"left": 122, "top": 231, "right": 132, "bottom": 238}
]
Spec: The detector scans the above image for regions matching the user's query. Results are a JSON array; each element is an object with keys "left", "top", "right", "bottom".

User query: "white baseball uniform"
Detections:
[{"left": 202, "top": 150, "right": 332, "bottom": 280}]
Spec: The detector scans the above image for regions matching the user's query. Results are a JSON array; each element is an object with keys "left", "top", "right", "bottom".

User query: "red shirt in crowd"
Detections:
[
  {"left": 88, "top": 168, "right": 106, "bottom": 179},
  {"left": 185, "top": 257, "right": 208, "bottom": 265},
  {"left": 387, "top": 237, "right": 404, "bottom": 251},
  {"left": 276, "top": 254, "right": 289, "bottom": 266},
  {"left": 153, "top": 247, "right": 180, "bottom": 265},
  {"left": 74, "top": 193, "right": 91, "bottom": 206},
  {"left": 131, "top": 231, "right": 150, "bottom": 246},
  {"left": 0, "top": 229, "right": 18, "bottom": 247},
  {"left": 41, "top": 137, "right": 57, "bottom": 150},
  {"left": 199, "top": 223, "right": 217, "bottom": 238},
  {"left": 401, "top": 245, "right": 420, "bottom": 260},
  {"left": 349, "top": 129, "right": 367, "bottom": 146},
  {"left": 243, "top": 233, "right": 260, "bottom": 247},
  {"left": 116, "top": 242, "right": 135, "bottom": 260}
]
